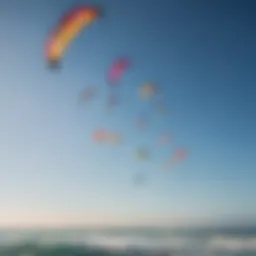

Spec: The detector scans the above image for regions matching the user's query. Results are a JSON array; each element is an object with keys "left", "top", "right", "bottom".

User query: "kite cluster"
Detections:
[{"left": 45, "top": 5, "right": 189, "bottom": 185}]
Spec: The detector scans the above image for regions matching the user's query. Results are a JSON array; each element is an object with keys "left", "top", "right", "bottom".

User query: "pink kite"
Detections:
[
  {"left": 93, "top": 129, "right": 107, "bottom": 143},
  {"left": 159, "top": 133, "right": 172, "bottom": 145},
  {"left": 164, "top": 148, "right": 188, "bottom": 170},
  {"left": 108, "top": 57, "right": 131, "bottom": 84},
  {"left": 173, "top": 148, "right": 188, "bottom": 162}
]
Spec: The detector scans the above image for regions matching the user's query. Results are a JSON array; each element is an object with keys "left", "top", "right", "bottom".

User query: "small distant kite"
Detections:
[
  {"left": 93, "top": 129, "right": 107, "bottom": 143},
  {"left": 133, "top": 172, "right": 146, "bottom": 186},
  {"left": 156, "top": 103, "right": 167, "bottom": 115},
  {"left": 159, "top": 133, "right": 172, "bottom": 145},
  {"left": 107, "top": 94, "right": 119, "bottom": 109},
  {"left": 106, "top": 132, "right": 122, "bottom": 145},
  {"left": 140, "top": 83, "right": 158, "bottom": 100},
  {"left": 165, "top": 148, "right": 188, "bottom": 170},
  {"left": 136, "top": 115, "right": 149, "bottom": 130},
  {"left": 78, "top": 87, "right": 97, "bottom": 105},
  {"left": 45, "top": 5, "right": 101, "bottom": 68},
  {"left": 107, "top": 57, "right": 131, "bottom": 84},
  {"left": 93, "top": 129, "right": 122, "bottom": 145},
  {"left": 136, "top": 147, "right": 150, "bottom": 161},
  {"left": 173, "top": 148, "right": 188, "bottom": 162}
]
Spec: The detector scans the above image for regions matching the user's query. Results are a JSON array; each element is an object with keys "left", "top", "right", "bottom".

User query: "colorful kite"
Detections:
[
  {"left": 78, "top": 87, "right": 97, "bottom": 105},
  {"left": 46, "top": 5, "right": 101, "bottom": 67},
  {"left": 140, "top": 83, "right": 158, "bottom": 100},
  {"left": 107, "top": 57, "right": 131, "bottom": 84},
  {"left": 165, "top": 148, "right": 188, "bottom": 170}
]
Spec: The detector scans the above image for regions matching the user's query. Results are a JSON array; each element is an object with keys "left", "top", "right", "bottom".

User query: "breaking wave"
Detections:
[{"left": 0, "top": 227, "right": 255, "bottom": 255}]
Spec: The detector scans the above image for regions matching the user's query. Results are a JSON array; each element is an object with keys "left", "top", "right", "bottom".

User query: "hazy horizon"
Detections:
[{"left": 0, "top": 213, "right": 255, "bottom": 229}]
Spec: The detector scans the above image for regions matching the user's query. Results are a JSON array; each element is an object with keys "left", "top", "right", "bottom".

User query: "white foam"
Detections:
[
  {"left": 208, "top": 235, "right": 256, "bottom": 252},
  {"left": 84, "top": 235, "right": 189, "bottom": 251},
  {"left": 0, "top": 229, "right": 256, "bottom": 254}
]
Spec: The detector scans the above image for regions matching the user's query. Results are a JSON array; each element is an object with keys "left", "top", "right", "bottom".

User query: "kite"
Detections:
[
  {"left": 159, "top": 133, "right": 172, "bottom": 145},
  {"left": 133, "top": 172, "right": 146, "bottom": 186},
  {"left": 140, "top": 83, "right": 158, "bottom": 100},
  {"left": 136, "top": 116, "right": 149, "bottom": 130},
  {"left": 106, "top": 132, "right": 122, "bottom": 145},
  {"left": 156, "top": 103, "right": 167, "bottom": 115},
  {"left": 46, "top": 5, "right": 101, "bottom": 68},
  {"left": 136, "top": 147, "right": 150, "bottom": 161},
  {"left": 107, "top": 94, "right": 119, "bottom": 109},
  {"left": 107, "top": 57, "right": 131, "bottom": 84},
  {"left": 165, "top": 148, "right": 188, "bottom": 170},
  {"left": 93, "top": 129, "right": 107, "bottom": 143},
  {"left": 78, "top": 87, "right": 97, "bottom": 105}
]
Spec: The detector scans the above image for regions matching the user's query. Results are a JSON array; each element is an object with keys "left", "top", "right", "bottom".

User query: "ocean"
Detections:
[{"left": 0, "top": 226, "right": 255, "bottom": 256}]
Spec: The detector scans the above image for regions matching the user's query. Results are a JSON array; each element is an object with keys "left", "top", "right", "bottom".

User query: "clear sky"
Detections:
[{"left": 0, "top": 0, "right": 255, "bottom": 227}]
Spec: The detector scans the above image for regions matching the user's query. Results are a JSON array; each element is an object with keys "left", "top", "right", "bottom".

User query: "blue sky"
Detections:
[{"left": 0, "top": 0, "right": 255, "bottom": 227}]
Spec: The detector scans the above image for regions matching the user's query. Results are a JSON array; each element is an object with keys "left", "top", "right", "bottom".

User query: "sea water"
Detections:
[{"left": 0, "top": 226, "right": 255, "bottom": 255}]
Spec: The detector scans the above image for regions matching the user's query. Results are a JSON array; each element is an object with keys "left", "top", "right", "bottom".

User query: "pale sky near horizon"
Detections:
[{"left": 0, "top": 0, "right": 255, "bottom": 227}]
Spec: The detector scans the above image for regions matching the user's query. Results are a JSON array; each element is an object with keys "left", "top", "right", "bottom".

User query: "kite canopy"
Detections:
[
  {"left": 78, "top": 87, "right": 97, "bottom": 105},
  {"left": 159, "top": 133, "right": 171, "bottom": 145},
  {"left": 107, "top": 94, "right": 119, "bottom": 109},
  {"left": 140, "top": 83, "right": 157, "bottom": 100},
  {"left": 165, "top": 148, "right": 189, "bottom": 170},
  {"left": 136, "top": 147, "right": 150, "bottom": 161},
  {"left": 106, "top": 132, "right": 122, "bottom": 145},
  {"left": 108, "top": 57, "right": 131, "bottom": 84},
  {"left": 173, "top": 148, "right": 188, "bottom": 162},
  {"left": 136, "top": 116, "right": 148, "bottom": 130},
  {"left": 93, "top": 129, "right": 107, "bottom": 143},
  {"left": 133, "top": 172, "right": 146, "bottom": 186},
  {"left": 46, "top": 5, "right": 101, "bottom": 67}
]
